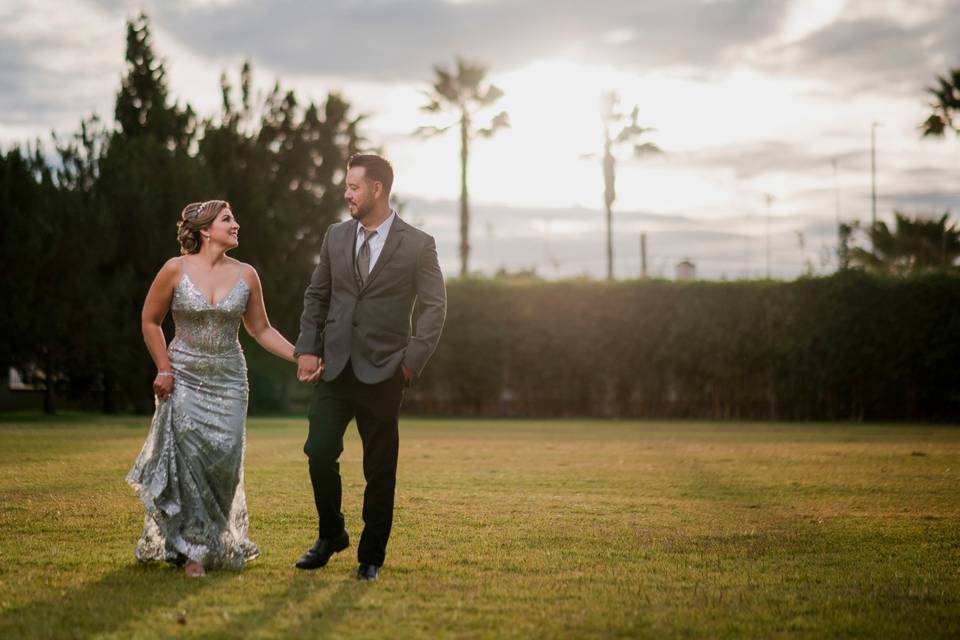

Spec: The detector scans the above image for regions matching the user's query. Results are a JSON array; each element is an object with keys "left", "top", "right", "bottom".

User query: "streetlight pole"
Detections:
[{"left": 640, "top": 233, "right": 647, "bottom": 279}]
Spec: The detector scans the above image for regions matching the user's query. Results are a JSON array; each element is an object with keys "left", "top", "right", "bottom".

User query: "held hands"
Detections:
[
  {"left": 297, "top": 354, "right": 324, "bottom": 384},
  {"left": 295, "top": 356, "right": 409, "bottom": 384},
  {"left": 153, "top": 371, "right": 174, "bottom": 401}
]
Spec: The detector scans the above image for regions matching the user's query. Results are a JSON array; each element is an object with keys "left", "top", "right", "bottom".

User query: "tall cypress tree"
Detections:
[
  {"left": 115, "top": 12, "right": 195, "bottom": 149},
  {"left": 100, "top": 12, "right": 203, "bottom": 411}
]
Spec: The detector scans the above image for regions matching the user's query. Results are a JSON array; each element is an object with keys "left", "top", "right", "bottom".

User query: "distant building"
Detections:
[
  {"left": 675, "top": 259, "right": 696, "bottom": 281},
  {"left": 2, "top": 366, "right": 43, "bottom": 411},
  {"left": 8, "top": 366, "right": 35, "bottom": 390}
]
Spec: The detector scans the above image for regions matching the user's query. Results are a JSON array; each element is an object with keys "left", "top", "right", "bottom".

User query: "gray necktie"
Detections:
[{"left": 355, "top": 227, "right": 377, "bottom": 287}]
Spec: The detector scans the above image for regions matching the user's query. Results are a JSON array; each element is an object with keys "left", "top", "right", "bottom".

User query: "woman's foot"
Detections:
[{"left": 184, "top": 560, "right": 206, "bottom": 578}]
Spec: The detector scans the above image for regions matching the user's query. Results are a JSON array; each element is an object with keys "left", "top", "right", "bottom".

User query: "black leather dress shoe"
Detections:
[
  {"left": 356, "top": 563, "right": 380, "bottom": 580},
  {"left": 294, "top": 530, "right": 349, "bottom": 570}
]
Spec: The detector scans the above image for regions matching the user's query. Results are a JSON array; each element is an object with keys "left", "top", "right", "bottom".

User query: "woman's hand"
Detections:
[{"left": 153, "top": 371, "right": 174, "bottom": 400}]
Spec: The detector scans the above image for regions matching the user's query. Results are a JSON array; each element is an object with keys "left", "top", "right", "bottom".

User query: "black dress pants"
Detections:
[{"left": 304, "top": 361, "right": 404, "bottom": 567}]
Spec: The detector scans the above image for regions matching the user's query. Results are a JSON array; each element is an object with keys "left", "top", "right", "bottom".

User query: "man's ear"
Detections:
[{"left": 373, "top": 181, "right": 384, "bottom": 200}]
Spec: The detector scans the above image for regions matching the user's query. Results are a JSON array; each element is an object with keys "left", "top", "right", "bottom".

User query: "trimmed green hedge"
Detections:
[{"left": 395, "top": 272, "right": 960, "bottom": 421}]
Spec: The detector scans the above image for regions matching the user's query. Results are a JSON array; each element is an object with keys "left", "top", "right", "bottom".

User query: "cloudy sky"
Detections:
[{"left": 2, "top": 0, "right": 959, "bottom": 279}]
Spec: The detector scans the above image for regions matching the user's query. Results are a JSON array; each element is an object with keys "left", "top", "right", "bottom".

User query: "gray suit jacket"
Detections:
[{"left": 294, "top": 215, "right": 447, "bottom": 384}]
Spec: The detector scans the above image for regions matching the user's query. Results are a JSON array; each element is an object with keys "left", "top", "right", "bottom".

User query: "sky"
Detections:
[{"left": 2, "top": 0, "right": 959, "bottom": 280}]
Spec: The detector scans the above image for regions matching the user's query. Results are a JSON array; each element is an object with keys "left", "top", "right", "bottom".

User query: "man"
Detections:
[{"left": 294, "top": 153, "right": 446, "bottom": 580}]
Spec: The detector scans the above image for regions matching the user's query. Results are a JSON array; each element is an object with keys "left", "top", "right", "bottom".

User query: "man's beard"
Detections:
[{"left": 350, "top": 199, "right": 374, "bottom": 221}]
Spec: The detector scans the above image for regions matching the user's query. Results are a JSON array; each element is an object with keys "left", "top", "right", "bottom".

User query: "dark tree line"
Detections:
[{"left": 0, "top": 13, "right": 365, "bottom": 413}]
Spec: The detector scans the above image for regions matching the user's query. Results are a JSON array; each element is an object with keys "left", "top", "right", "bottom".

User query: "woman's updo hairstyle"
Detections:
[{"left": 177, "top": 200, "right": 230, "bottom": 255}]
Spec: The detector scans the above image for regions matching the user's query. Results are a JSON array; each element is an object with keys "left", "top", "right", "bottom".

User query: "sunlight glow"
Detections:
[{"left": 398, "top": 59, "right": 841, "bottom": 216}]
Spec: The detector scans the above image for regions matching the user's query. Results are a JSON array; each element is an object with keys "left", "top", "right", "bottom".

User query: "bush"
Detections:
[{"left": 393, "top": 272, "right": 960, "bottom": 421}]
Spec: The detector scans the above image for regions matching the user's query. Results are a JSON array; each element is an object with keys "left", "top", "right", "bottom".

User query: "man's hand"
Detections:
[
  {"left": 297, "top": 354, "right": 324, "bottom": 383},
  {"left": 401, "top": 363, "right": 414, "bottom": 384}
]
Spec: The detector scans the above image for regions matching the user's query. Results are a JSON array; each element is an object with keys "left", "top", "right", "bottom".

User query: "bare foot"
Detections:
[{"left": 185, "top": 560, "right": 206, "bottom": 578}]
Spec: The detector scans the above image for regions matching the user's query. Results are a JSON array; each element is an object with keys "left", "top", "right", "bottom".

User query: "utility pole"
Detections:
[
  {"left": 640, "top": 233, "right": 647, "bottom": 278},
  {"left": 764, "top": 193, "right": 773, "bottom": 279}
]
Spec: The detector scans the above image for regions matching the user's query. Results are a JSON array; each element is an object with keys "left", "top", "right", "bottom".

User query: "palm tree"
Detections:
[
  {"left": 416, "top": 58, "right": 509, "bottom": 278},
  {"left": 922, "top": 67, "right": 960, "bottom": 138},
  {"left": 595, "top": 91, "right": 662, "bottom": 280},
  {"left": 849, "top": 211, "right": 960, "bottom": 274}
]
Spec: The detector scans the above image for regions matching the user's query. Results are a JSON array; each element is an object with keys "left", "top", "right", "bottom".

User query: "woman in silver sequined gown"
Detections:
[{"left": 128, "top": 200, "right": 296, "bottom": 577}]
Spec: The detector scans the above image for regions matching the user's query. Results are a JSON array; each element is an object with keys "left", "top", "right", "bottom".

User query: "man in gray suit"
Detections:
[{"left": 293, "top": 153, "right": 446, "bottom": 580}]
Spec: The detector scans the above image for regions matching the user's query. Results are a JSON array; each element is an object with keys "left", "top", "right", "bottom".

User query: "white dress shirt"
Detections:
[{"left": 355, "top": 210, "right": 396, "bottom": 275}]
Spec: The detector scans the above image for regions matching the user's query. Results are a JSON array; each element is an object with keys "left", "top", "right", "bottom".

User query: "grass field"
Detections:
[{"left": 0, "top": 415, "right": 958, "bottom": 639}]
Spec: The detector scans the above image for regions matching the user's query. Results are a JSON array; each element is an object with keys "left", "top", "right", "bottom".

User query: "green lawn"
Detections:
[{"left": 0, "top": 416, "right": 958, "bottom": 639}]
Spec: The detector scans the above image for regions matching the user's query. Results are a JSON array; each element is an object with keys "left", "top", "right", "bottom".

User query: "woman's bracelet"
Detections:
[{"left": 157, "top": 371, "right": 174, "bottom": 378}]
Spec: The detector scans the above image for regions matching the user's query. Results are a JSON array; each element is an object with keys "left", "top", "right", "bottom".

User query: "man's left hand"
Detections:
[{"left": 401, "top": 364, "right": 414, "bottom": 383}]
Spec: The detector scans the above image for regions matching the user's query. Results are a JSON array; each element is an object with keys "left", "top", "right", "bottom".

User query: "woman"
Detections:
[{"left": 127, "top": 200, "right": 295, "bottom": 577}]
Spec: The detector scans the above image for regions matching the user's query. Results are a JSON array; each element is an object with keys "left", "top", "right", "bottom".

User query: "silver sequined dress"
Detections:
[{"left": 126, "top": 273, "right": 259, "bottom": 569}]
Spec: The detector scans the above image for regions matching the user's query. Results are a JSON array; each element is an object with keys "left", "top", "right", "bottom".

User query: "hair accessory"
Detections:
[{"left": 187, "top": 202, "right": 207, "bottom": 220}]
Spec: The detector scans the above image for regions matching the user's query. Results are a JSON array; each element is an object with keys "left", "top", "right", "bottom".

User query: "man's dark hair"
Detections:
[{"left": 347, "top": 153, "right": 394, "bottom": 196}]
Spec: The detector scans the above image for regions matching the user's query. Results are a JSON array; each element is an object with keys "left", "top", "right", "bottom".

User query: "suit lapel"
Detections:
[
  {"left": 362, "top": 216, "right": 406, "bottom": 292},
  {"left": 343, "top": 219, "right": 360, "bottom": 292}
]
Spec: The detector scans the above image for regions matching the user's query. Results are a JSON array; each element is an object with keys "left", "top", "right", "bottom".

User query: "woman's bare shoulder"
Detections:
[
  {"left": 232, "top": 259, "right": 260, "bottom": 287},
  {"left": 158, "top": 256, "right": 184, "bottom": 281}
]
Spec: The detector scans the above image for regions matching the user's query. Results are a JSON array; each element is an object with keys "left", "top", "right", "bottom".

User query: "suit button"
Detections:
[{"left": 353, "top": 321, "right": 358, "bottom": 327}]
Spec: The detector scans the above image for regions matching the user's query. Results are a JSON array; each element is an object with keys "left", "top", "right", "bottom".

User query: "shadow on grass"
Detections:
[
  {"left": 213, "top": 572, "right": 372, "bottom": 637},
  {"left": 0, "top": 562, "right": 218, "bottom": 638}
]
